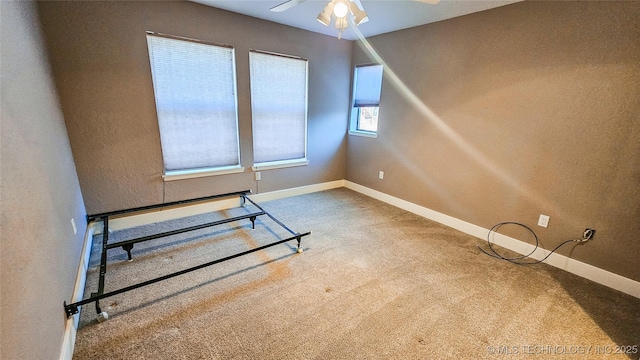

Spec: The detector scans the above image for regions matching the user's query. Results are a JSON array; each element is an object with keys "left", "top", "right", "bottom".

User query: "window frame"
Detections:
[
  {"left": 146, "top": 31, "right": 244, "bottom": 181},
  {"left": 348, "top": 63, "right": 384, "bottom": 138}
]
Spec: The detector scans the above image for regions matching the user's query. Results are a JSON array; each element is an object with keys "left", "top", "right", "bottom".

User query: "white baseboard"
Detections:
[
  {"left": 344, "top": 180, "right": 640, "bottom": 299},
  {"left": 60, "top": 225, "right": 95, "bottom": 360},
  {"left": 250, "top": 180, "right": 345, "bottom": 203}
]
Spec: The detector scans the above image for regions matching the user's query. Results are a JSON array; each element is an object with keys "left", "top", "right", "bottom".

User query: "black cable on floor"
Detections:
[{"left": 478, "top": 221, "right": 580, "bottom": 265}]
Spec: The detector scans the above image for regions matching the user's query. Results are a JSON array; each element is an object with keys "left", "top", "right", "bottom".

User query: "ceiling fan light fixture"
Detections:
[
  {"left": 333, "top": 0, "right": 349, "bottom": 19},
  {"left": 349, "top": 2, "right": 368, "bottom": 26},
  {"left": 316, "top": 13, "right": 330, "bottom": 26},
  {"left": 316, "top": 0, "right": 369, "bottom": 39},
  {"left": 316, "top": 2, "right": 333, "bottom": 26}
]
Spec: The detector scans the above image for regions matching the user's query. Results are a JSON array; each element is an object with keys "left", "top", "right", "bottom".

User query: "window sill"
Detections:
[
  {"left": 348, "top": 130, "right": 378, "bottom": 138},
  {"left": 251, "top": 159, "right": 309, "bottom": 171},
  {"left": 163, "top": 165, "right": 245, "bottom": 181}
]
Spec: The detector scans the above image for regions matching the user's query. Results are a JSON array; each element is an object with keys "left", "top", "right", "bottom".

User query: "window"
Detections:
[
  {"left": 146, "top": 32, "right": 242, "bottom": 180},
  {"left": 249, "top": 50, "right": 308, "bottom": 171},
  {"left": 349, "top": 64, "right": 384, "bottom": 137}
]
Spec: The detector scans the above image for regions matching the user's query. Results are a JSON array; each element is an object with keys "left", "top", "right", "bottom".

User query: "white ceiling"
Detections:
[{"left": 191, "top": 0, "right": 522, "bottom": 41}]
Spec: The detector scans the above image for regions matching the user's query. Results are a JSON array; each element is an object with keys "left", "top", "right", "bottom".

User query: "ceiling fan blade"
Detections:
[
  {"left": 270, "top": 0, "right": 308, "bottom": 12},
  {"left": 413, "top": 0, "right": 441, "bottom": 4}
]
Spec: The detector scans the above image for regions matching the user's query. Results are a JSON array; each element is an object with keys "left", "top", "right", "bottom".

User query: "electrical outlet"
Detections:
[
  {"left": 537, "top": 214, "right": 550, "bottom": 228},
  {"left": 255, "top": 172, "right": 261, "bottom": 181},
  {"left": 583, "top": 228, "right": 595, "bottom": 241},
  {"left": 71, "top": 218, "right": 77, "bottom": 235},
  {"left": 378, "top": 171, "right": 384, "bottom": 180}
]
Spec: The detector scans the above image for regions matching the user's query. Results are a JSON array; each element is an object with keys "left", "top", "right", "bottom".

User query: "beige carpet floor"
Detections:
[{"left": 73, "top": 188, "right": 640, "bottom": 359}]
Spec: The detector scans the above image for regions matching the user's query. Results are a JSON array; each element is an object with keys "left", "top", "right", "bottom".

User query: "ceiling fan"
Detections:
[{"left": 270, "top": 0, "right": 441, "bottom": 39}]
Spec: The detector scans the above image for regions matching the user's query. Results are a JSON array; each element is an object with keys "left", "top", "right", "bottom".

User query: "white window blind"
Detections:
[
  {"left": 146, "top": 33, "right": 240, "bottom": 173},
  {"left": 353, "top": 64, "right": 383, "bottom": 107},
  {"left": 249, "top": 51, "right": 308, "bottom": 165}
]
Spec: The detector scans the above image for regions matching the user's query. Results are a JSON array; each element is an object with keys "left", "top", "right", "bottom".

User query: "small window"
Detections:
[
  {"left": 249, "top": 50, "right": 309, "bottom": 171},
  {"left": 146, "top": 32, "right": 242, "bottom": 180},
  {"left": 349, "top": 64, "right": 383, "bottom": 137}
]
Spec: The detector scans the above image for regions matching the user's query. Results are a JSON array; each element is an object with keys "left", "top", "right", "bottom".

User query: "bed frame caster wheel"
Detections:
[{"left": 97, "top": 312, "right": 109, "bottom": 323}]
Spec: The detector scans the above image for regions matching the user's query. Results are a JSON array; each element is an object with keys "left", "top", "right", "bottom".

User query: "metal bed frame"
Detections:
[{"left": 64, "top": 190, "right": 311, "bottom": 322}]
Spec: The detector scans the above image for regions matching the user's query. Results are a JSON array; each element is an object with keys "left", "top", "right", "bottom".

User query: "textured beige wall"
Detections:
[
  {"left": 0, "top": 1, "right": 88, "bottom": 359},
  {"left": 347, "top": 1, "right": 640, "bottom": 281},
  {"left": 38, "top": 0, "right": 352, "bottom": 215}
]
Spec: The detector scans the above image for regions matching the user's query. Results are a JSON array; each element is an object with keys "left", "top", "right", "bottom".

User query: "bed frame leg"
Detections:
[
  {"left": 92, "top": 292, "right": 102, "bottom": 314},
  {"left": 122, "top": 243, "right": 134, "bottom": 261},
  {"left": 296, "top": 236, "right": 303, "bottom": 253},
  {"left": 91, "top": 293, "right": 109, "bottom": 322}
]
